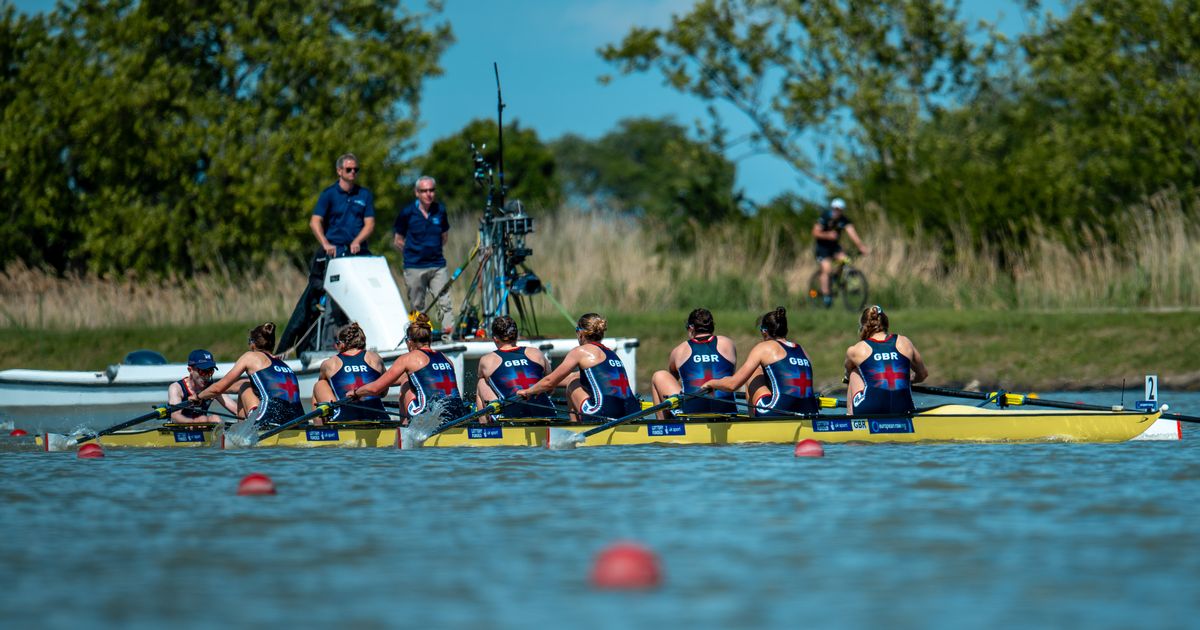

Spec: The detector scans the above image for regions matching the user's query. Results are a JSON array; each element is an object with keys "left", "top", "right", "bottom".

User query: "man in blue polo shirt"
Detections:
[
  {"left": 393, "top": 175, "right": 453, "bottom": 334},
  {"left": 277, "top": 153, "right": 376, "bottom": 353}
]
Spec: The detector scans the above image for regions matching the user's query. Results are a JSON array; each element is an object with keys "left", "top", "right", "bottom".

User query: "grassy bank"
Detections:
[{"left": 3, "top": 309, "right": 1196, "bottom": 393}]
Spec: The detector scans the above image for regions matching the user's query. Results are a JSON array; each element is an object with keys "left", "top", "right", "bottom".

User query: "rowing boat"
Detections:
[{"left": 34, "top": 404, "right": 1174, "bottom": 449}]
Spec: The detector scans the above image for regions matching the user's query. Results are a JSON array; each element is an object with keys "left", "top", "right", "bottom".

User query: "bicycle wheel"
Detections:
[
  {"left": 841, "top": 268, "right": 869, "bottom": 312},
  {"left": 806, "top": 269, "right": 826, "bottom": 308}
]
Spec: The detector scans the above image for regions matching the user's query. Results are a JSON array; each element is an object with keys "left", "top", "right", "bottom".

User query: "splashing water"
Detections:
[
  {"left": 547, "top": 427, "right": 585, "bottom": 450},
  {"left": 44, "top": 423, "right": 97, "bottom": 452},
  {"left": 221, "top": 418, "right": 259, "bottom": 449},
  {"left": 397, "top": 398, "right": 451, "bottom": 450}
]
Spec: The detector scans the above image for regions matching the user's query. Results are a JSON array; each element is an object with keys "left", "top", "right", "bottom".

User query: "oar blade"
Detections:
[
  {"left": 43, "top": 432, "right": 78, "bottom": 452},
  {"left": 221, "top": 418, "right": 259, "bottom": 449},
  {"left": 547, "top": 427, "right": 585, "bottom": 450}
]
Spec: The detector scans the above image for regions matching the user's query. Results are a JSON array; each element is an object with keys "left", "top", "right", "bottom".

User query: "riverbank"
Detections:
[{"left": 3, "top": 309, "right": 1196, "bottom": 393}]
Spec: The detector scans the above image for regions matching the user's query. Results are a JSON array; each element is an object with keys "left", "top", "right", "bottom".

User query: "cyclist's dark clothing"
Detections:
[{"left": 814, "top": 210, "right": 853, "bottom": 261}]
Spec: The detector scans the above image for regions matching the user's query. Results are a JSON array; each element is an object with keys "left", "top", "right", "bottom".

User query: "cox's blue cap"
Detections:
[{"left": 187, "top": 349, "right": 217, "bottom": 370}]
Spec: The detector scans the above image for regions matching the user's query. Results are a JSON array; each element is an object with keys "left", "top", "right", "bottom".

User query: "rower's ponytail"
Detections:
[
  {"left": 576, "top": 313, "right": 607, "bottom": 342},
  {"left": 759, "top": 306, "right": 788, "bottom": 338},
  {"left": 408, "top": 312, "right": 433, "bottom": 345},
  {"left": 249, "top": 322, "right": 276, "bottom": 351},
  {"left": 859, "top": 305, "right": 889, "bottom": 340},
  {"left": 336, "top": 322, "right": 367, "bottom": 350}
]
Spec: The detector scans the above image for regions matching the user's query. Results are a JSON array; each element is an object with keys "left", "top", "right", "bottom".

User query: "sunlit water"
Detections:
[{"left": 2, "top": 391, "right": 1198, "bottom": 629}]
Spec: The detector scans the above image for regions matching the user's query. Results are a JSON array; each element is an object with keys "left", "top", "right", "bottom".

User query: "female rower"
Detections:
[
  {"left": 845, "top": 305, "right": 928, "bottom": 414},
  {"left": 476, "top": 315, "right": 556, "bottom": 420},
  {"left": 650, "top": 308, "right": 737, "bottom": 418},
  {"left": 516, "top": 312, "right": 639, "bottom": 422},
  {"left": 312, "top": 322, "right": 390, "bottom": 424},
  {"left": 703, "top": 306, "right": 818, "bottom": 416},
  {"left": 348, "top": 313, "right": 463, "bottom": 420},
  {"left": 191, "top": 322, "right": 304, "bottom": 428}
]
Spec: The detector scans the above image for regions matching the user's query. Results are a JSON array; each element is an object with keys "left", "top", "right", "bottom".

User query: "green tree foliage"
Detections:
[
  {"left": 550, "top": 117, "right": 743, "bottom": 228},
  {"left": 417, "top": 118, "right": 560, "bottom": 216},
  {"left": 847, "top": 0, "right": 1200, "bottom": 249},
  {"left": 0, "top": 0, "right": 450, "bottom": 274},
  {"left": 601, "top": 0, "right": 990, "bottom": 195}
]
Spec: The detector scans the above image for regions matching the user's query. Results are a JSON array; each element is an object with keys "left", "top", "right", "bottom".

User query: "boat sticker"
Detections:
[
  {"left": 173, "top": 430, "right": 206, "bottom": 443},
  {"left": 468, "top": 426, "right": 503, "bottom": 439},
  {"left": 306, "top": 428, "right": 341, "bottom": 442},
  {"left": 868, "top": 418, "right": 914, "bottom": 434},
  {"left": 647, "top": 423, "right": 686, "bottom": 436},
  {"left": 814, "top": 419, "right": 855, "bottom": 432}
]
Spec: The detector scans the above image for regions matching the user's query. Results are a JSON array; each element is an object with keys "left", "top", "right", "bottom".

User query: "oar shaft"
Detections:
[
  {"left": 258, "top": 401, "right": 343, "bottom": 441},
  {"left": 581, "top": 396, "right": 680, "bottom": 438},
  {"left": 429, "top": 399, "right": 507, "bottom": 437},
  {"left": 77, "top": 403, "right": 189, "bottom": 443}
]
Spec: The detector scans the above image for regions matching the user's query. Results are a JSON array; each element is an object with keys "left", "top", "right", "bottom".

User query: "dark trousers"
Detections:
[{"left": 276, "top": 245, "right": 369, "bottom": 354}]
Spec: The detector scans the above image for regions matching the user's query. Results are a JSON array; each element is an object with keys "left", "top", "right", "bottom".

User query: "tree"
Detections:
[
  {"left": 601, "top": 0, "right": 993, "bottom": 200},
  {"left": 0, "top": 0, "right": 451, "bottom": 274},
  {"left": 417, "top": 118, "right": 561, "bottom": 216},
  {"left": 550, "top": 117, "right": 743, "bottom": 228}
]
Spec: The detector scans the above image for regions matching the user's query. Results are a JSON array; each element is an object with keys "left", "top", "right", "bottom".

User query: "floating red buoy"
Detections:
[
  {"left": 591, "top": 541, "right": 662, "bottom": 589},
  {"left": 793, "top": 439, "right": 825, "bottom": 458},
  {"left": 237, "top": 472, "right": 276, "bottom": 496},
  {"left": 77, "top": 443, "right": 105, "bottom": 459},
  {"left": 10, "top": 429, "right": 28, "bottom": 437}
]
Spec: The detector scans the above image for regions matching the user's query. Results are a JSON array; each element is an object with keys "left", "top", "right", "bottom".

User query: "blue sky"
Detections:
[{"left": 12, "top": 0, "right": 1029, "bottom": 204}]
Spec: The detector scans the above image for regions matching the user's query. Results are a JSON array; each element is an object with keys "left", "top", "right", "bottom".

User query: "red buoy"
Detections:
[
  {"left": 793, "top": 439, "right": 825, "bottom": 458},
  {"left": 77, "top": 443, "right": 105, "bottom": 459},
  {"left": 9, "top": 429, "right": 28, "bottom": 437},
  {"left": 591, "top": 541, "right": 662, "bottom": 589},
  {"left": 237, "top": 472, "right": 276, "bottom": 496}
]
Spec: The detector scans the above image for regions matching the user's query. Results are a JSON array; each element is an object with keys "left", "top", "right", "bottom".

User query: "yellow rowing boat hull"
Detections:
[{"left": 36, "top": 404, "right": 1167, "bottom": 448}]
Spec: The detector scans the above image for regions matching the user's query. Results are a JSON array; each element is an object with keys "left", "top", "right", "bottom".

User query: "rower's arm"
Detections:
[
  {"left": 901, "top": 337, "right": 928, "bottom": 384},
  {"left": 521, "top": 349, "right": 581, "bottom": 396},
  {"left": 167, "top": 382, "right": 190, "bottom": 423},
  {"left": 706, "top": 344, "right": 766, "bottom": 392},
  {"left": 356, "top": 358, "right": 407, "bottom": 398},
  {"left": 196, "top": 355, "right": 250, "bottom": 401}
]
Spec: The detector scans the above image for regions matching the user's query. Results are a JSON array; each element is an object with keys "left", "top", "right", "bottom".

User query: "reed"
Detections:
[{"left": 2, "top": 193, "right": 1196, "bottom": 331}]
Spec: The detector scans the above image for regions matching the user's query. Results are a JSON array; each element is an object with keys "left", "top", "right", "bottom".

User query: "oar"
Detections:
[
  {"left": 396, "top": 397, "right": 516, "bottom": 449},
  {"left": 547, "top": 395, "right": 684, "bottom": 450},
  {"left": 912, "top": 384, "right": 1200, "bottom": 423},
  {"left": 249, "top": 400, "right": 350, "bottom": 445},
  {"left": 45, "top": 402, "right": 191, "bottom": 451},
  {"left": 680, "top": 389, "right": 845, "bottom": 412}
]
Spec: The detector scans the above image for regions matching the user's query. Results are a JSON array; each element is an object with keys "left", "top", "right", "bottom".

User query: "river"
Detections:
[{"left": 2, "top": 390, "right": 1197, "bottom": 629}]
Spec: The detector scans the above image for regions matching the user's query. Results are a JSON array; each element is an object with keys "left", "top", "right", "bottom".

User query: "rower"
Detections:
[
  {"left": 476, "top": 315, "right": 555, "bottom": 421},
  {"left": 166, "top": 349, "right": 239, "bottom": 423},
  {"left": 704, "top": 306, "right": 818, "bottom": 416},
  {"left": 348, "top": 313, "right": 465, "bottom": 421},
  {"left": 845, "top": 305, "right": 928, "bottom": 414},
  {"left": 191, "top": 322, "right": 305, "bottom": 428},
  {"left": 516, "top": 312, "right": 640, "bottom": 423},
  {"left": 649, "top": 308, "right": 737, "bottom": 419},
  {"left": 312, "top": 322, "right": 390, "bottom": 425}
]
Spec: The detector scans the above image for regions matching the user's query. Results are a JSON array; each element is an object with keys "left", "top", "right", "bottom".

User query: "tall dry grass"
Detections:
[{"left": 3, "top": 193, "right": 1196, "bottom": 330}]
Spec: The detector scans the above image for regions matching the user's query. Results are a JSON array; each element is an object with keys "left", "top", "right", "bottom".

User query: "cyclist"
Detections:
[{"left": 813, "top": 198, "right": 869, "bottom": 308}]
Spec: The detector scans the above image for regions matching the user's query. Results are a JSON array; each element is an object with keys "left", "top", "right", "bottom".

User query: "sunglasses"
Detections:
[
  {"left": 343, "top": 167, "right": 359, "bottom": 173},
  {"left": 417, "top": 188, "right": 435, "bottom": 193}
]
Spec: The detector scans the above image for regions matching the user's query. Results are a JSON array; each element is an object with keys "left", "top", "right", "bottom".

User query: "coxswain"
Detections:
[
  {"left": 649, "top": 308, "right": 737, "bottom": 419},
  {"left": 312, "top": 322, "right": 390, "bottom": 425},
  {"left": 845, "top": 305, "right": 928, "bottom": 414},
  {"left": 476, "top": 316, "right": 556, "bottom": 421},
  {"left": 516, "top": 312, "right": 639, "bottom": 423},
  {"left": 166, "top": 349, "right": 239, "bottom": 423},
  {"left": 348, "top": 313, "right": 464, "bottom": 420},
  {"left": 190, "top": 322, "right": 304, "bottom": 428},
  {"left": 703, "top": 306, "right": 818, "bottom": 416}
]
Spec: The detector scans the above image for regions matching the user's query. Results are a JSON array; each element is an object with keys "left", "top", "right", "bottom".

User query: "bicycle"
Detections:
[{"left": 807, "top": 257, "right": 869, "bottom": 311}]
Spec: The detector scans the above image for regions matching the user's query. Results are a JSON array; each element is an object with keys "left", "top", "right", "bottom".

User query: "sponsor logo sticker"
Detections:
[
  {"left": 306, "top": 429, "right": 341, "bottom": 441},
  {"left": 173, "top": 430, "right": 206, "bottom": 443},
  {"left": 468, "top": 426, "right": 503, "bottom": 439},
  {"left": 647, "top": 423, "right": 686, "bottom": 436},
  {"left": 868, "top": 418, "right": 914, "bottom": 434}
]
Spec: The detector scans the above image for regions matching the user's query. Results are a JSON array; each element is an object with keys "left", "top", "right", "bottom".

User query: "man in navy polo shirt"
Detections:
[
  {"left": 277, "top": 153, "right": 376, "bottom": 353},
  {"left": 393, "top": 175, "right": 453, "bottom": 334}
]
